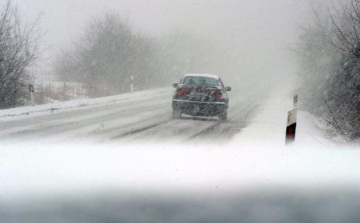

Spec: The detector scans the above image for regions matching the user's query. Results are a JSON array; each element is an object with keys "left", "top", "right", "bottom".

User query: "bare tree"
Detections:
[
  {"left": 54, "top": 13, "right": 230, "bottom": 98},
  {"left": 0, "top": 0, "right": 40, "bottom": 108},
  {"left": 55, "top": 13, "right": 162, "bottom": 98},
  {"left": 297, "top": 0, "right": 360, "bottom": 140}
]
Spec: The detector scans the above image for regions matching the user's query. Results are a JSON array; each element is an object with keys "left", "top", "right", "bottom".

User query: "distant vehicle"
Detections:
[{"left": 172, "top": 74, "right": 231, "bottom": 120}]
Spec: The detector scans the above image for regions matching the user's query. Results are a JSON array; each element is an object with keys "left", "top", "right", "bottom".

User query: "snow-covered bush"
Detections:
[
  {"left": 297, "top": 1, "right": 360, "bottom": 140},
  {"left": 0, "top": 0, "right": 40, "bottom": 109}
]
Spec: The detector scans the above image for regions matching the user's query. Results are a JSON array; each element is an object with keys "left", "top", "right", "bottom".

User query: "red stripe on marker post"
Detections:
[{"left": 286, "top": 108, "right": 297, "bottom": 145}]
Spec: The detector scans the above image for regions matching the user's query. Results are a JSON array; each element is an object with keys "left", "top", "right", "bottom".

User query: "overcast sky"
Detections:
[{"left": 8, "top": 0, "right": 324, "bottom": 78}]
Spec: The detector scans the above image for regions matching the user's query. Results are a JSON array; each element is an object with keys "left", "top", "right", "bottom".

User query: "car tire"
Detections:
[
  {"left": 218, "top": 110, "right": 227, "bottom": 121},
  {"left": 172, "top": 109, "right": 182, "bottom": 119}
]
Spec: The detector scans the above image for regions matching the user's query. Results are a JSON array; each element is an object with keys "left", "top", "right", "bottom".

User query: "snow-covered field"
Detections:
[{"left": 0, "top": 87, "right": 359, "bottom": 223}]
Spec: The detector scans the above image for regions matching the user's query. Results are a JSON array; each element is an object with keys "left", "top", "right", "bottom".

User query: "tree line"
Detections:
[
  {"left": 0, "top": 2, "right": 229, "bottom": 108},
  {"left": 54, "top": 13, "right": 229, "bottom": 98},
  {"left": 297, "top": 0, "right": 360, "bottom": 140}
]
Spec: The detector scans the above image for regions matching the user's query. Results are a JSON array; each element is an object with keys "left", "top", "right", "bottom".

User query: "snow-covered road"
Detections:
[
  {"left": 0, "top": 87, "right": 258, "bottom": 144},
  {"left": 1, "top": 87, "right": 360, "bottom": 223}
]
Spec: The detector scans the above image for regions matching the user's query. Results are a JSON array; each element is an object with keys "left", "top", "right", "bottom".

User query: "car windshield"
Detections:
[{"left": 182, "top": 76, "right": 218, "bottom": 86}]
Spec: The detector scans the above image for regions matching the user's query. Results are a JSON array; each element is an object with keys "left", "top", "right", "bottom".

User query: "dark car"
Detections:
[{"left": 172, "top": 74, "right": 231, "bottom": 120}]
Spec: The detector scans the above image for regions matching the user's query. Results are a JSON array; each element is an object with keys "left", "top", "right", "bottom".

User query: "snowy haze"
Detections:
[
  {"left": 12, "top": 0, "right": 314, "bottom": 87},
  {"left": 3, "top": 1, "right": 358, "bottom": 222}
]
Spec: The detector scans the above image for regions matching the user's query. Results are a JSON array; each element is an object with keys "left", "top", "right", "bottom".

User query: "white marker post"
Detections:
[
  {"left": 29, "top": 84, "right": 35, "bottom": 106},
  {"left": 286, "top": 108, "right": 297, "bottom": 145},
  {"left": 130, "top": 75, "right": 134, "bottom": 93},
  {"left": 285, "top": 94, "right": 298, "bottom": 145},
  {"left": 294, "top": 94, "right": 298, "bottom": 108}
]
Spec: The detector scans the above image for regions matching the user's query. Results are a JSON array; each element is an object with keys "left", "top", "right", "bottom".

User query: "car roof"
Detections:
[{"left": 183, "top": 74, "right": 219, "bottom": 80}]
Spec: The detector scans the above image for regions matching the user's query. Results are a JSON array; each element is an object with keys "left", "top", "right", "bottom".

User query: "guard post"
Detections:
[
  {"left": 29, "top": 84, "right": 35, "bottom": 106},
  {"left": 286, "top": 94, "right": 298, "bottom": 145}
]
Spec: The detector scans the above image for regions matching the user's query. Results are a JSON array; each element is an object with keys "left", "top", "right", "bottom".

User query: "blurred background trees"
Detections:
[
  {"left": 0, "top": 0, "right": 233, "bottom": 107},
  {"left": 54, "top": 13, "right": 228, "bottom": 98},
  {"left": 297, "top": 0, "right": 360, "bottom": 140},
  {"left": 55, "top": 14, "right": 160, "bottom": 97}
]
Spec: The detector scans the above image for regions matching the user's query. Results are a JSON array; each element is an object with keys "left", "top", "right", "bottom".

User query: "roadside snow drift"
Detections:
[
  {"left": 0, "top": 87, "right": 359, "bottom": 223},
  {"left": 0, "top": 88, "right": 171, "bottom": 121}
]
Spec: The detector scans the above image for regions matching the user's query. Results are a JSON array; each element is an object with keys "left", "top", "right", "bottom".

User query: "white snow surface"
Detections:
[
  {"left": 229, "top": 90, "right": 338, "bottom": 150},
  {"left": 0, "top": 88, "right": 171, "bottom": 122},
  {"left": 0, "top": 87, "right": 359, "bottom": 201}
]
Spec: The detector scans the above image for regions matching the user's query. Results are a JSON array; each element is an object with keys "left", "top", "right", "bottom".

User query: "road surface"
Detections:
[{"left": 0, "top": 88, "right": 260, "bottom": 144}]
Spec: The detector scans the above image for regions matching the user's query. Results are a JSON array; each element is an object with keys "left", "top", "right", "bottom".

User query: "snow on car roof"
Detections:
[{"left": 183, "top": 74, "right": 219, "bottom": 80}]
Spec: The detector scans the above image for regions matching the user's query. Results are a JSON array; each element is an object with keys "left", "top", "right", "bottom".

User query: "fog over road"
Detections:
[{"left": 0, "top": 87, "right": 260, "bottom": 145}]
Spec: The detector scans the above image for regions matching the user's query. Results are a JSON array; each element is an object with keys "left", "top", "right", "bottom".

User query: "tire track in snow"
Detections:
[
  {"left": 0, "top": 93, "right": 171, "bottom": 131},
  {"left": 0, "top": 101, "right": 170, "bottom": 142}
]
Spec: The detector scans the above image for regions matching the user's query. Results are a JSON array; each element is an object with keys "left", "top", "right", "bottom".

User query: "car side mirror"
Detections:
[
  {"left": 225, "top": 87, "right": 231, "bottom": 91},
  {"left": 172, "top": 83, "right": 178, "bottom": 88}
]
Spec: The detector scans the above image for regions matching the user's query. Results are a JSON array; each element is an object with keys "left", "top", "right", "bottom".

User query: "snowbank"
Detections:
[
  {"left": 0, "top": 88, "right": 171, "bottom": 121},
  {"left": 230, "top": 89, "right": 342, "bottom": 149}
]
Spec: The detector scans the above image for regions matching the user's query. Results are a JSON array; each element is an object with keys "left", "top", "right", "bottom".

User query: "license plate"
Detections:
[{"left": 190, "top": 91, "right": 207, "bottom": 96}]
